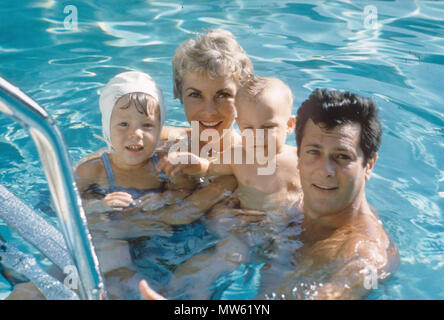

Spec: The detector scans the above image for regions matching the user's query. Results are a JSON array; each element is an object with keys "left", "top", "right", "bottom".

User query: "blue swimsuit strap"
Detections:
[
  {"left": 101, "top": 152, "right": 116, "bottom": 192},
  {"left": 100, "top": 152, "right": 169, "bottom": 192}
]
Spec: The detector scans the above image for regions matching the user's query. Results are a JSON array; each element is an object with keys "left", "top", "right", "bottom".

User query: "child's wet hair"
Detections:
[
  {"left": 237, "top": 76, "right": 294, "bottom": 110},
  {"left": 115, "top": 92, "right": 160, "bottom": 120}
]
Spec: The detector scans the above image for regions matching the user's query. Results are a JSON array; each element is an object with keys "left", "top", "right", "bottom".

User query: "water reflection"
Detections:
[{"left": 1, "top": 0, "right": 444, "bottom": 299}]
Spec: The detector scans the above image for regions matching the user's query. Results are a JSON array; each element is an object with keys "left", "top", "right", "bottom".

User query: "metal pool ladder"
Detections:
[{"left": 0, "top": 76, "right": 107, "bottom": 300}]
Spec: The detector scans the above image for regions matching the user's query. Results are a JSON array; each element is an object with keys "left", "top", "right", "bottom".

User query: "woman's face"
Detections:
[{"left": 181, "top": 72, "right": 238, "bottom": 142}]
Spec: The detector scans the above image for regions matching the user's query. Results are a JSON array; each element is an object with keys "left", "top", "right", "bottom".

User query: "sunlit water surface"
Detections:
[{"left": 0, "top": 0, "right": 443, "bottom": 299}]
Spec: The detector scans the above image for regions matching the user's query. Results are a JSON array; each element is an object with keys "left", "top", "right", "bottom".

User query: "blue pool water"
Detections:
[{"left": 0, "top": 0, "right": 443, "bottom": 299}]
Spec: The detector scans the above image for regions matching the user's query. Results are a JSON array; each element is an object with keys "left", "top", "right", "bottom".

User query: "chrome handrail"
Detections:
[{"left": 0, "top": 76, "right": 107, "bottom": 300}]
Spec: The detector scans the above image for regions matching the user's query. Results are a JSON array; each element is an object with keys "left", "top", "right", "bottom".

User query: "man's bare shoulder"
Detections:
[
  {"left": 309, "top": 211, "right": 389, "bottom": 261},
  {"left": 336, "top": 211, "right": 398, "bottom": 271}
]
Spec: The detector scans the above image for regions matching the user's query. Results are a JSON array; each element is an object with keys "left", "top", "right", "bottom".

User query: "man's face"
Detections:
[{"left": 298, "top": 119, "right": 376, "bottom": 218}]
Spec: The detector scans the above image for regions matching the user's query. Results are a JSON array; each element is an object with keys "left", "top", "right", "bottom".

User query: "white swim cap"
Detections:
[{"left": 99, "top": 71, "right": 166, "bottom": 148}]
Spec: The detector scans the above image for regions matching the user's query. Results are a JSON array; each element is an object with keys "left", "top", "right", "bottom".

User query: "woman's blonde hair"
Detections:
[
  {"left": 115, "top": 92, "right": 159, "bottom": 120},
  {"left": 172, "top": 29, "right": 253, "bottom": 102}
]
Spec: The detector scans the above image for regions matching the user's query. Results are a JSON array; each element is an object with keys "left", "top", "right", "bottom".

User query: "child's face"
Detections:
[
  {"left": 236, "top": 90, "right": 295, "bottom": 156},
  {"left": 109, "top": 101, "right": 161, "bottom": 168}
]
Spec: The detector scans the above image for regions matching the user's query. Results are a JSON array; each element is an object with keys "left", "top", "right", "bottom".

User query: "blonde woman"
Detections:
[
  {"left": 154, "top": 28, "right": 255, "bottom": 220},
  {"left": 137, "top": 29, "right": 259, "bottom": 299}
]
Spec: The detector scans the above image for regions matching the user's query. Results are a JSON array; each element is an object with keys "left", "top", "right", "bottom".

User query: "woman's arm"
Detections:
[
  {"left": 136, "top": 175, "right": 196, "bottom": 212},
  {"left": 156, "top": 151, "right": 234, "bottom": 178},
  {"left": 106, "top": 173, "right": 238, "bottom": 226},
  {"left": 89, "top": 175, "right": 238, "bottom": 239},
  {"left": 146, "top": 175, "right": 238, "bottom": 225}
]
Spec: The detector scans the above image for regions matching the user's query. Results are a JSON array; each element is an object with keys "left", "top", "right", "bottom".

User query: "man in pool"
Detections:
[
  {"left": 139, "top": 88, "right": 399, "bottom": 300},
  {"left": 266, "top": 88, "right": 400, "bottom": 299}
]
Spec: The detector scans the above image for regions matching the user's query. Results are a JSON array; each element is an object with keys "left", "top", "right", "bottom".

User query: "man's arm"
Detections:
[
  {"left": 272, "top": 233, "right": 398, "bottom": 300},
  {"left": 312, "top": 258, "right": 374, "bottom": 299},
  {"left": 310, "top": 237, "right": 396, "bottom": 300}
]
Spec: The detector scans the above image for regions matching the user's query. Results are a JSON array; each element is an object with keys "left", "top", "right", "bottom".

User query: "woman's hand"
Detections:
[
  {"left": 103, "top": 192, "right": 134, "bottom": 209},
  {"left": 156, "top": 152, "right": 210, "bottom": 177}
]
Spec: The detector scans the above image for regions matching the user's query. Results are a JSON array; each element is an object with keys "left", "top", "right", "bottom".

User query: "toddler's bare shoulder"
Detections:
[{"left": 75, "top": 154, "right": 105, "bottom": 181}]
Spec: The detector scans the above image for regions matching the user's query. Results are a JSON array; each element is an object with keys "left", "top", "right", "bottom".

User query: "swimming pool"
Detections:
[{"left": 0, "top": 0, "right": 443, "bottom": 299}]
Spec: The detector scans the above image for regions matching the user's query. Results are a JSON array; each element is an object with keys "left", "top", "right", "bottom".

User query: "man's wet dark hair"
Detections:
[{"left": 296, "top": 88, "right": 382, "bottom": 166}]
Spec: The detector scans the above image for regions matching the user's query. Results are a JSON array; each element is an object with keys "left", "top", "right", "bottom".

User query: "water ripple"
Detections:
[
  {"left": 48, "top": 55, "right": 111, "bottom": 65},
  {"left": 1, "top": 0, "right": 444, "bottom": 300}
]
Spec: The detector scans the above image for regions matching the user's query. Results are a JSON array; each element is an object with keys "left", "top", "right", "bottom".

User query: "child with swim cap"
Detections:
[
  {"left": 74, "top": 71, "right": 198, "bottom": 299},
  {"left": 6, "top": 71, "right": 197, "bottom": 300},
  {"left": 75, "top": 71, "right": 195, "bottom": 217}
]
